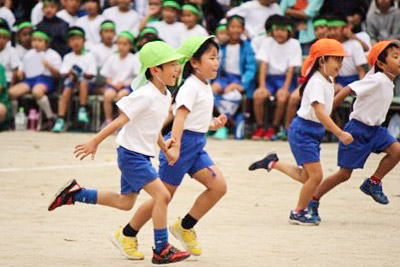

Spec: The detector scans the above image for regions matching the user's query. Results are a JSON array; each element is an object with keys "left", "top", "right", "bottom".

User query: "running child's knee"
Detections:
[
  {"left": 338, "top": 172, "right": 351, "bottom": 183},
  {"left": 154, "top": 190, "right": 172, "bottom": 205},
  {"left": 213, "top": 179, "right": 227, "bottom": 198}
]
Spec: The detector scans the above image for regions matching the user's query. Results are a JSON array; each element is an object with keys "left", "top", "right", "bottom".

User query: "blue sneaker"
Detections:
[
  {"left": 77, "top": 107, "right": 90, "bottom": 124},
  {"left": 306, "top": 200, "right": 321, "bottom": 223},
  {"left": 360, "top": 178, "right": 389, "bottom": 205},
  {"left": 248, "top": 152, "right": 278, "bottom": 171},
  {"left": 289, "top": 210, "right": 320, "bottom": 226}
]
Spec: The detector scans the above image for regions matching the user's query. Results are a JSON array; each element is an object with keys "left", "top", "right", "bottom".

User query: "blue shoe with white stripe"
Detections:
[
  {"left": 306, "top": 200, "right": 321, "bottom": 223},
  {"left": 289, "top": 210, "right": 320, "bottom": 226},
  {"left": 360, "top": 178, "right": 389, "bottom": 205}
]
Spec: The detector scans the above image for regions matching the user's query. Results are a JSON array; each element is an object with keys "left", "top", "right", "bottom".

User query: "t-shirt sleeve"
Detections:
[
  {"left": 256, "top": 39, "right": 269, "bottom": 63},
  {"left": 175, "top": 83, "right": 196, "bottom": 111},
  {"left": 289, "top": 40, "right": 302, "bottom": 67},
  {"left": 10, "top": 48, "right": 21, "bottom": 69},
  {"left": 351, "top": 41, "right": 367, "bottom": 66},
  {"left": 306, "top": 80, "right": 326, "bottom": 105},
  {"left": 348, "top": 75, "right": 378, "bottom": 97},
  {"left": 116, "top": 91, "right": 149, "bottom": 121}
]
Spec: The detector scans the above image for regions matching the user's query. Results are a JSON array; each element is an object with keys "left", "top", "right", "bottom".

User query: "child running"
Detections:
[
  {"left": 306, "top": 40, "right": 400, "bottom": 222},
  {"left": 124, "top": 36, "right": 228, "bottom": 256},
  {"left": 47, "top": 41, "right": 190, "bottom": 264},
  {"left": 249, "top": 38, "right": 353, "bottom": 225}
]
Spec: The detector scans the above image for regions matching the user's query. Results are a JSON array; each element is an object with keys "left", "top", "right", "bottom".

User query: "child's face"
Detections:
[
  {"left": 65, "top": 0, "right": 81, "bottom": 15},
  {"left": 0, "top": 34, "right": 8, "bottom": 50},
  {"left": 227, "top": 19, "right": 244, "bottom": 42},
  {"left": 117, "top": 0, "right": 131, "bottom": 10},
  {"left": 68, "top": 35, "right": 85, "bottom": 53},
  {"left": 32, "top": 36, "right": 47, "bottom": 51},
  {"left": 156, "top": 61, "right": 181, "bottom": 86},
  {"left": 347, "top": 14, "right": 362, "bottom": 28},
  {"left": 117, "top": 37, "right": 132, "bottom": 55},
  {"left": 18, "top": 28, "right": 33, "bottom": 46},
  {"left": 272, "top": 27, "right": 289, "bottom": 44},
  {"left": 376, "top": 0, "right": 391, "bottom": 11},
  {"left": 314, "top": 26, "right": 327, "bottom": 40},
  {"left": 258, "top": 0, "right": 274, "bottom": 6},
  {"left": 216, "top": 30, "right": 228, "bottom": 43},
  {"left": 320, "top": 56, "right": 343, "bottom": 78},
  {"left": 327, "top": 26, "right": 343, "bottom": 41},
  {"left": 101, "top": 28, "right": 116, "bottom": 44},
  {"left": 181, "top": 11, "right": 197, "bottom": 29},
  {"left": 191, "top": 45, "right": 219, "bottom": 80},
  {"left": 162, "top": 7, "right": 178, "bottom": 24},
  {"left": 85, "top": 1, "right": 99, "bottom": 16},
  {"left": 381, "top": 46, "right": 400, "bottom": 76},
  {"left": 43, "top": 3, "right": 58, "bottom": 19}
]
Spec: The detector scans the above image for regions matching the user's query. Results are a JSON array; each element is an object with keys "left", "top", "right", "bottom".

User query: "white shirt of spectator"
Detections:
[
  {"left": 182, "top": 24, "right": 209, "bottom": 40},
  {"left": 20, "top": 48, "right": 62, "bottom": 78},
  {"left": 90, "top": 43, "right": 118, "bottom": 68},
  {"left": 31, "top": 2, "right": 44, "bottom": 26},
  {"left": 227, "top": 0, "right": 280, "bottom": 38},
  {"left": 60, "top": 51, "right": 97, "bottom": 77},
  {"left": 57, "top": 10, "right": 79, "bottom": 25},
  {"left": 297, "top": 71, "right": 334, "bottom": 123},
  {"left": 148, "top": 21, "right": 186, "bottom": 49},
  {"left": 338, "top": 39, "right": 367, "bottom": 77},
  {"left": 174, "top": 74, "right": 214, "bottom": 133},
  {"left": 116, "top": 82, "right": 172, "bottom": 156},
  {"left": 16, "top": 44, "right": 29, "bottom": 60},
  {"left": 0, "top": 6, "right": 15, "bottom": 29},
  {"left": 251, "top": 34, "right": 269, "bottom": 55},
  {"left": 100, "top": 52, "right": 140, "bottom": 85},
  {"left": 256, "top": 37, "right": 302, "bottom": 75},
  {"left": 74, "top": 15, "right": 105, "bottom": 50},
  {"left": 348, "top": 72, "right": 394, "bottom": 126},
  {"left": 102, "top": 6, "right": 140, "bottom": 35},
  {"left": 356, "top": 32, "right": 372, "bottom": 54},
  {"left": 0, "top": 45, "right": 21, "bottom": 82},
  {"left": 223, "top": 43, "right": 241, "bottom": 75}
]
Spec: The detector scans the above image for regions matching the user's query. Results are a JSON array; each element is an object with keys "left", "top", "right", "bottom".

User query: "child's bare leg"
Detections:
[
  {"left": 103, "top": 89, "right": 116, "bottom": 122},
  {"left": 296, "top": 162, "right": 322, "bottom": 210},
  {"left": 33, "top": 84, "right": 53, "bottom": 119},
  {"left": 8, "top": 82, "right": 30, "bottom": 115},
  {"left": 273, "top": 89, "right": 290, "bottom": 127},
  {"left": 253, "top": 88, "right": 270, "bottom": 126},
  {"left": 285, "top": 87, "right": 300, "bottom": 129},
  {"left": 274, "top": 161, "right": 305, "bottom": 183},
  {"left": 97, "top": 191, "right": 137, "bottom": 210},
  {"left": 117, "top": 89, "right": 130, "bottom": 100},
  {"left": 312, "top": 168, "right": 353, "bottom": 200},
  {"left": 371, "top": 142, "right": 400, "bottom": 179},
  {"left": 0, "top": 103, "right": 7, "bottom": 122},
  {"left": 79, "top": 81, "right": 89, "bottom": 106},
  {"left": 58, "top": 88, "right": 72, "bottom": 117}
]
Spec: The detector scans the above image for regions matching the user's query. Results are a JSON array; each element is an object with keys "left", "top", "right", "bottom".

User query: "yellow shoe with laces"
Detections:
[
  {"left": 169, "top": 218, "right": 202, "bottom": 256},
  {"left": 110, "top": 227, "right": 144, "bottom": 260}
]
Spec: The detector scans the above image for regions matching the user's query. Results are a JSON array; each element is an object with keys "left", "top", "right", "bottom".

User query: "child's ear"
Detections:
[{"left": 376, "top": 60, "right": 386, "bottom": 71}]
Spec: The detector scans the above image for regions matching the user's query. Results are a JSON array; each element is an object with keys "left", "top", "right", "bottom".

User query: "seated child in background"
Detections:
[
  {"left": 90, "top": 20, "right": 117, "bottom": 68},
  {"left": 15, "top": 22, "right": 34, "bottom": 60},
  {"left": 214, "top": 24, "right": 228, "bottom": 45},
  {"left": 100, "top": 31, "right": 140, "bottom": 128},
  {"left": 211, "top": 15, "right": 256, "bottom": 140},
  {"left": 57, "top": 0, "right": 81, "bottom": 25},
  {"left": 135, "top": 27, "right": 161, "bottom": 50},
  {"left": 251, "top": 14, "right": 280, "bottom": 55},
  {"left": 102, "top": 0, "right": 140, "bottom": 35},
  {"left": 347, "top": 9, "right": 371, "bottom": 53},
  {"left": 52, "top": 26, "right": 97, "bottom": 132},
  {"left": 181, "top": 4, "right": 208, "bottom": 40},
  {"left": 252, "top": 15, "right": 302, "bottom": 141},
  {"left": 0, "top": 64, "right": 11, "bottom": 129},
  {"left": 8, "top": 31, "right": 61, "bottom": 126},
  {"left": 138, "top": 0, "right": 163, "bottom": 31},
  {"left": 0, "top": 26, "right": 20, "bottom": 87}
]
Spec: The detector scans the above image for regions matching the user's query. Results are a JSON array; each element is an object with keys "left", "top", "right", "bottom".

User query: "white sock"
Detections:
[
  {"left": 11, "top": 100, "right": 18, "bottom": 117},
  {"left": 37, "top": 95, "right": 53, "bottom": 119}
]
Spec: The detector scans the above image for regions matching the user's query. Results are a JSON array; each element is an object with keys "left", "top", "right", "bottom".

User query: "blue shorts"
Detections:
[
  {"left": 159, "top": 130, "right": 215, "bottom": 186},
  {"left": 24, "top": 75, "right": 56, "bottom": 93},
  {"left": 338, "top": 119, "right": 397, "bottom": 169},
  {"left": 266, "top": 74, "right": 297, "bottom": 95},
  {"left": 63, "top": 78, "right": 96, "bottom": 94},
  {"left": 213, "top": 72, "right": 242, "bottom": 89},
  {"left": 105, "top": 85, "right": 132, "bottom": 93},
  {"left": 336, "top": 75, "right": 359, "bottom": 87},
  {"left": 117, "top": 146, "right": 158, "bottom": 194},
  {"left": 288, "top": 116, "right": 326, "bottom": 166}
]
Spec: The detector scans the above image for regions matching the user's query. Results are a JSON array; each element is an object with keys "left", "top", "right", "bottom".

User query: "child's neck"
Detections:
[
  {"left": 119, "top": 51, "right": 128, "bottom": 58},
  {"left": 118, "top": 6, "right": 129, "bottom": 12},
  {"left": 186, "top": 23, "right": 196, "bottom": 30},
  {"left": 194, "top": 72, "right": 208, "bottom": 84},
  {"left": 151, "top": 78, "right": 167, "bottom": 95},
  {"left": 228, "top": 38, "right": 240, "bottom": 45},
  {"left": 383, "top": 70, "right": 397, "bottom": 81},
  {"left": 88, "top": 13, "right": 98, "bottom": 19},
  {"left": 318, "top": 70, "right": 332, "bottom": 83},
  {"left": 164, "top": 19, "right": 175, "bottom": 24},
  {"left": 103, "top": 40, "right": 113, "bottom": 47},
  {"left": 74, "top": 49, "right": 83, "bottom": 55}
]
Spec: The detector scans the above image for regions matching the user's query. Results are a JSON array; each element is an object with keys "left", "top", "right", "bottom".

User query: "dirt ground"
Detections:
[{"left": 0, "top": 131, "right": 399, "bottom": 267}]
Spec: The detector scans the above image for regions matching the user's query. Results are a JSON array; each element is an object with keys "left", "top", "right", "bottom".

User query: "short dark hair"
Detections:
[
  {"left": 375, "top": 43, "right": 400, "bottom": 72},
  {"left": 145, "top": 65, "right": 163, "bottom": 80},
  {"left": 227, "top": 15, "right": 245, "bottom": 27}
]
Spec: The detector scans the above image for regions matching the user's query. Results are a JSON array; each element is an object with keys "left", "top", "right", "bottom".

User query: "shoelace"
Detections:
[
  {"left": 122, "top": 236, "right": 138, "bottom": 254},
  {"left": 182, "top": 229, "right": 198, "bottom": 247}
]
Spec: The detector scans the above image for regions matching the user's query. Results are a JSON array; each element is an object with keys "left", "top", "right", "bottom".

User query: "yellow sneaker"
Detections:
[
  {"left": 169, "top": 218, "right": 202, "bottom": 256},
  {"left": 110, "top": 227, "right": 144, "bottom": 260}
]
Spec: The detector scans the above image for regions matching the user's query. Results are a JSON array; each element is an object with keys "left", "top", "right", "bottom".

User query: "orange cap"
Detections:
[
  {"left": 301, "top": 38, "right": 349, "bottom": 77},
  {"left": 367, "top": 40, "right": 400, "bottom": 67}
]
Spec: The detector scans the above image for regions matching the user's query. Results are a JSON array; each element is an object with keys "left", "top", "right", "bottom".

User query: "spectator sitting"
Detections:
[
  {"left": 0, "top": 26, "right": 20, "bottom": 87},
  {"left": 15, "top": 22, "right": 34, "bottom": 60},
  {"left": 252, "top": 15, "right": 302, "bottom": 141},
  {"left": 214, "top": 24, "right": 228, "bottom": 45},
  {"left": 347, "top": 9, "right": 371, "bottom": 53},
  {"left": 90, "top": 20, "right": 117, "bottom": 69},
  {"left": 8, "top": 31, "right": 61, "bottom": 126},
  {"left": 211, "top": 15, "right": 256, "bottom": 140},
  {"left": 102, "top": 0, "right": 140, "bottom": 35},
  {"left": 135, "top": 27, "right": 162, "bottom": 50},
  {"left": 181, "top": 4, "right": 208, "bottom": 40},
  {"left": 57, "top": 0, "right": 82, "bottom": 25},
  {"left": 37, "top": 0, "right": 70, "bottom": 57},
  {"left": 0, "top": 64, "right": 10, "bottom": 129},
  {"left": 251, "top": 14, "right": 281, "bottom": 55},
  {"left": 75, "top": 0, "right": 105, "bottom": 50},
  {"left": 0, "top": 0, "right": 15, "bottom": 29},
  {"left": 138, "top": 0, "right": 162, "bottom": 31},
  {"left": 100, "top": 31, "right": 140, "bottom": 128},
  {"left": 52, "top": 27, "right": 97, "bottom": 133}
]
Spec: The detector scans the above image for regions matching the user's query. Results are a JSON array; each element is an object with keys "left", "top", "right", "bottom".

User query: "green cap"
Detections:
[
  {"left": 130, "top": 41, "right": 184, "bottom": 90},
  {"left": 271, "top": 24, "right": 293, "bottom": 33},
  {"left": 216, "top": 24, "right": 226, "bottom": 33},
  {"left": 162, "top": 1, "right": 181, "bottom": 11},
  {"left": 17, "top": 22, "right": 34, "bottom": 31},
  {"left": 327, "top": 20, "right": 346, "bottom": 28},
  {"left": 313, "top": 18, "right": 328, "bottom": 28},
  {"left": 118, "top": 31, "right": 134, "bottom": 43},
  {"left": 0, "top": 28, "right": 10, "bottom": 37},
  {"left": 139, "top": 27, "right": 158, "bottom": 38},
  {"left": 100, "top": 21, "right": 116, "bottom": 31},
  {"left": 68, "top": 28, "right": 85, "bottom": 38},
  {"left": 182, "top": 4, "right": 199, "bottom": 15},
  {"left": 32, "top": 31, "right": 50, "bottom": 41}
]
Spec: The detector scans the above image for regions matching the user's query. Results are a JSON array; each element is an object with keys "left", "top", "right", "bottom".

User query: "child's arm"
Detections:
[
  {"left": 209, "top": 114, "right": 228, "bottom": 131},
  {"left": 312, "top": 102, "right": 353, "bottom": 145},
  {"left": 333, "top": 86, "right": 353, "bottom": 109},
  {"left": 258, "top": 62, "right": 268, "bottom": 89},
  {"left": 42, "top": 59, "right": 60, "bottom": 78},
  {"left": 74, "top": 112, "right": 129, "bottom": 160},
  {"left": 357, "top": 65, "right": 366, "bottom": 80}
]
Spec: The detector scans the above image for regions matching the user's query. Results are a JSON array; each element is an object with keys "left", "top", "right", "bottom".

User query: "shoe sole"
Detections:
[
  {"left": 169, "top": 225, "right": 202, "bottom": 256},
  {"left": 151, "top": 254, "right": 190, "bottom": 264},
  {"left": 360, "top": 185, "right": 389, "bottom": 205},
  {"left": 47, "top": 179, "right": 76, "bottom": 211},
  {"left": 109, "top": 233, "right": 144, "bottom": 260},
  {"left": 288, "top": 219, "right": 319, "bottom": 226}
]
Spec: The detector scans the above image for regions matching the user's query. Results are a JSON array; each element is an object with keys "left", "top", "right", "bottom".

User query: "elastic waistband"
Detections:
[
  {"left": 295, "top": 116, "right": 324, "bottom": 128},
  {"left": 349, "top": 119, "right": 380, "bottom": 129},
  {"left": 337, "top": 74, "right": 359, "bottom": 79},
  {"left": 183, "top": 130, "right": 206, "bottom": 137}
]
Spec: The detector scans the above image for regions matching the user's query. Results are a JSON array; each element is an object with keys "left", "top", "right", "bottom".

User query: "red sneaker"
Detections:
[
  {"left": 251, "top": 127, "right": 265, "bottom": 140},
  {"left": 48, "top": 179, "right": 82, "bottom": 211},
  {"left": 263, "top": 127, "right": 276, "bottom": 140},
  {"left": 152, "top": 243, "right": 190, "bottom": 264}
]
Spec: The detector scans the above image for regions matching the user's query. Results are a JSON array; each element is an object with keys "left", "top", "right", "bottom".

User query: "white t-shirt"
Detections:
[
  {"left": 0, "top": 45, "right": 21, "bottom": 82},
  {"left": 148, "top": 21, "right": 186, "bottom": 49},
  {"left": 348, "top": 72, "right": 394, "bottom": 126},
  {"left": 90, "top": 43, "right": 118, "bottom": 68},
  {"left": 256, "top": 37, "right": 302, "bottom": 75},
  {"left": 174, "top": 74, "right": 214, "bottom": 133},
  {"left": 20, "top": 48, "right": 62, "bottom": 78},
  {"left": 100, "top": 53, "right": 140, "bottom": 85},
  {"left": 102, "top": 6, "right": 140, "bottom": 35},
  {"left": 356, "top": 31, "right": 372, "bottom": 53},
  {"left": 338, "top": 39, "right": 367, "bottom": 77},
  {"left": 116, "top": 82, "right": 172, "bottom": 156},
  {"left": 57, "top": 10, "right": 79, "bottom": 25},
  {"left": 251, "top": 34, "right": 269, "bottom": 55},
  {"left": 227, "top": 1, "right": 280, "bottom": 37},
  {"left": 0, "top": 6, "right": 15, "bottom": 29},
  {"left": 297, "top": 71, "right": 335, "bottom": 123},
  {"left": 223, "top": 44, "right": 241, "bottom": 75},
  {"left": 74, "top": 15, "right": 105, "bottom": 50},
  {"left": 182, "top": 24, "right": 209, "bottom": 40},
  {"left": 16, "top": 44, "right": 28, "bottom": 60},
  {"left": 60, "top": 51, "right": 97, "bottom": 76},
  {"left": 31, "top": 2, "right": 43, "bottom": 26}
]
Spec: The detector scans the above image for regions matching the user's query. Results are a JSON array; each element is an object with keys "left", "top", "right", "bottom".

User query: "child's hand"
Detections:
[
  {"left": 166, "top": 144, "right": 180, "bottom": 166},
  {"left": 74, "top": 140, "right": 98, "bottom": 160},
  {"left": 164, "top": 138, "right": 176, "bottom": 150},
  {"left": 209, "top": 114, "right": 228, "bottom": 131},
  {"left": 114, "top": 82, "right": 124, "bottom": 91},
  {"left": 147, "top": 4, "right": 160, "bottom": 16},
  {"left": 338, "top": 131, "right": 353, "bottom": 145},
  {"left": 42, "top": 59, "right": 50, "bottom": 69},
  {"left": 225, "top": 83, "right": 243, "bottom": 94}
]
